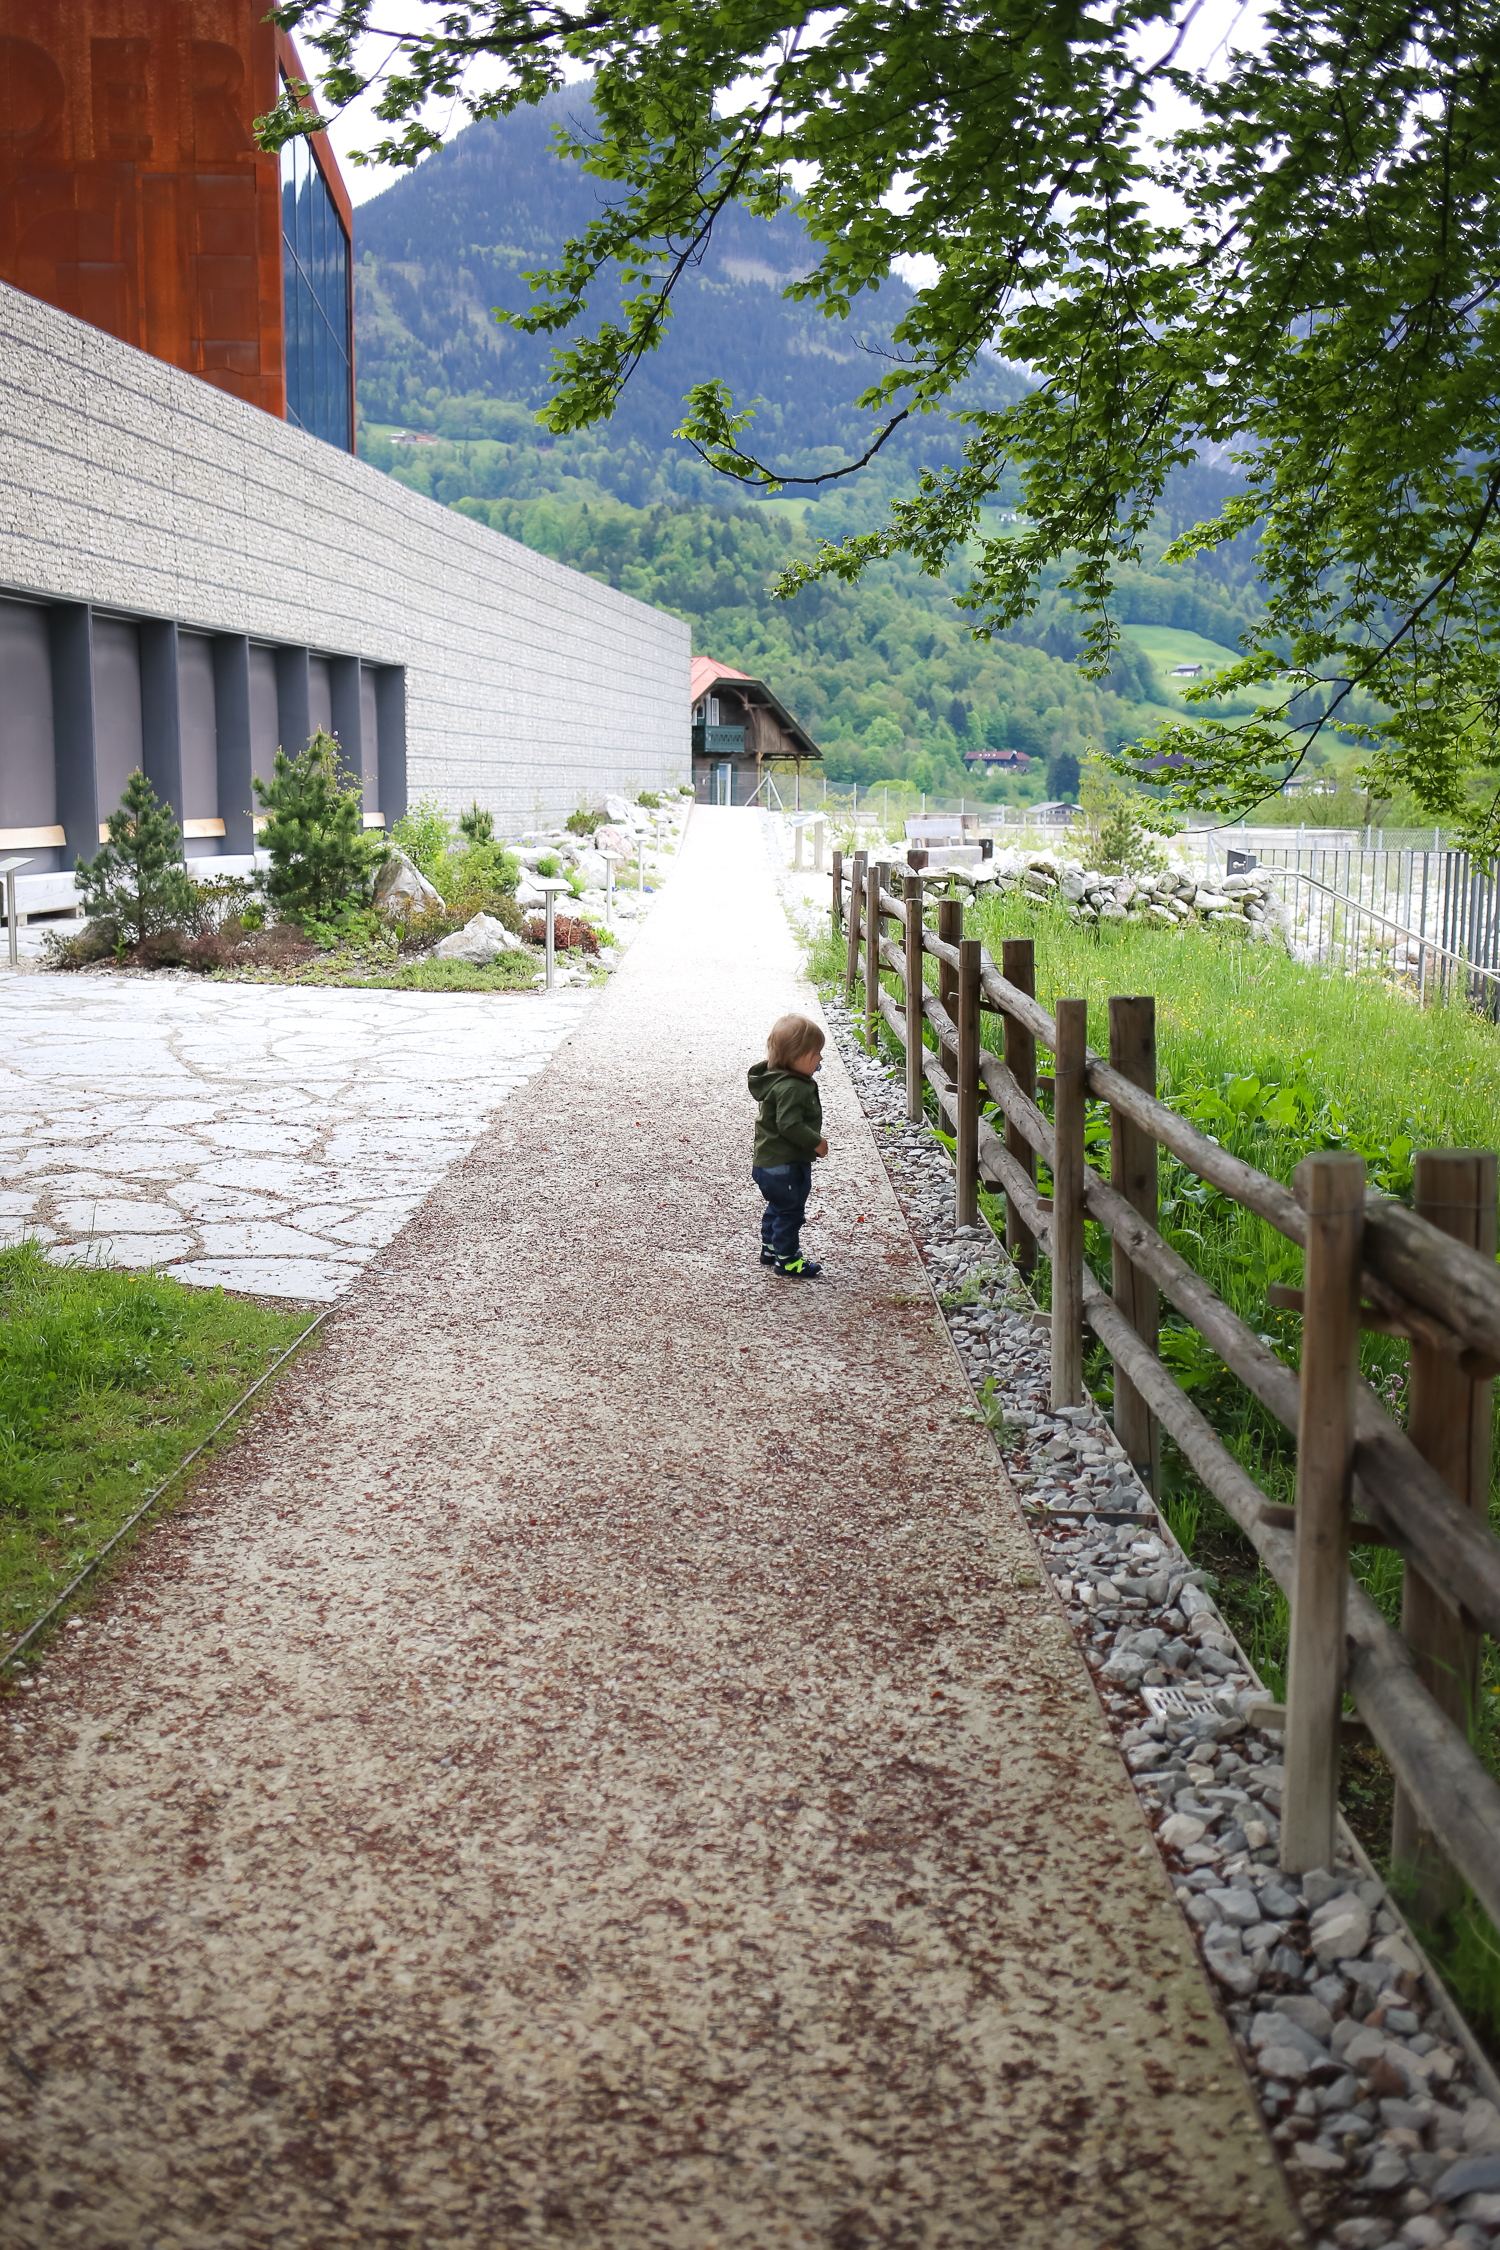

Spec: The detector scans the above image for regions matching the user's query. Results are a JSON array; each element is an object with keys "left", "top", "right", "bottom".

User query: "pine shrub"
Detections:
[
  {"left": 74, "top": 769, "right": 195, "bottom": 946},
  {"left": 254, "top": 731, "right": 388, "bottom": 926}
]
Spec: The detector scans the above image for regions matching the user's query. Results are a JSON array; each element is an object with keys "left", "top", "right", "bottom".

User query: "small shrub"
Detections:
[
  {"left": 45, "top": 918, "right": 119, "bottom": 969},
  {"left": 135, "top": 928, "right": 195, "bottom": 969},
  {"left": 525, "top": 914, "right": 599, "bottom": 954},
  {"left": 566, "top": 808, "right": 603, "bottom": 836},
  {"left": 430, "top": 840, "right": 519, "bottom": 906},
  {"left": 255, "top": 732, "right": 389, "bottom": 923},
  {"left": 75, "top": 769, "right": 195, "bottom": 945},
  {"left": 458, "top": 800, "right": 495, "bottom": 845},
  {"left": 188, "top": 874, "right": 257, "bottom": 933},
  {"left": 390, "top": 794, "right": 454, "bottom": 881},
  {"left": 297, "top": 901, "right": 383, "bottom": 952},
  {"left": 1078, "top": 757, "right": 1171, "bottom": 875},
  {"left": 537, "top": 852, "right": 561, "bottom": 878},
  {"left": 636, "top": 790, "right": 662, "bottom": 810}
]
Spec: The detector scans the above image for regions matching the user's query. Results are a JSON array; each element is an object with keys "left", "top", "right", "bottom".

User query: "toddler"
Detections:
[{"left": 747, "top": 1013, "right": 828, "bottom": 1278}]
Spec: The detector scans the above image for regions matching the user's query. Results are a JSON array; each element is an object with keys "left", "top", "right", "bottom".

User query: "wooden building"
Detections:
[{"left": 690, "top": 655, "right": 820, "bottom": 805}]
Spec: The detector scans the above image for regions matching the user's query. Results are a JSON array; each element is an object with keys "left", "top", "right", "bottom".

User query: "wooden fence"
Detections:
[{"left": 831, "top": 846, "right": 1500, "bottom": 1928}]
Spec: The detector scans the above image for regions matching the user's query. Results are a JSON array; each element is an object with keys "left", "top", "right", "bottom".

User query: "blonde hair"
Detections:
[{"left": 766, "top": 1013, "right": 825, "bottom": 1068}]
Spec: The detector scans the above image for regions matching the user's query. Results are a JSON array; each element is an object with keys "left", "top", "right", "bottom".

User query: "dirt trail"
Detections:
[{"left": 0, "top": 808, "right": 1299, "bottom": 2248}]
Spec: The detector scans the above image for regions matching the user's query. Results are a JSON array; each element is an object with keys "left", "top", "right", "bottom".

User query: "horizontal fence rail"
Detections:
[{"left": 834, "top": 851, "right": 1500, "bottom": 1927}]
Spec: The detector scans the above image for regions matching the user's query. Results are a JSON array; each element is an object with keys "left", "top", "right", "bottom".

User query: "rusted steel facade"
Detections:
[{"left": 0, "top": 0, "right": 352, "bottom": 441}]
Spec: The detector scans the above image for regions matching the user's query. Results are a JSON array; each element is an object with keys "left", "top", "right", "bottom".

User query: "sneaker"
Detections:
[
  {"left": 759, "top": 1243, "right": 777, "bottom": 1267},
  {"left": 775, "top": 1254, "right": 822, "bottom": 1279}
]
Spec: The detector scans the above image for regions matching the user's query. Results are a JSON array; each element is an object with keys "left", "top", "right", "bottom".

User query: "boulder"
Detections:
[
  {"left": 594, "top": 824, "right": 632, "bottom": 861},
  {"left": 433, "top": 912, "right": 526, "bottom": 964},
  {"left": 514, "top": 875, "right": 548, "bottom": 908},
  {"left": 1309, "top": 1893, "right": 1372, "bottom": 1968},
  {"left": 575, "top": 850, "right": 610, "bottom": 889},
  {"left": 375, "top": 849, "right": 444, "bottom": 916}
]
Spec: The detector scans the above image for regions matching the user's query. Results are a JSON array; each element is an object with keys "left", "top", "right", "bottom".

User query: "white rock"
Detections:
[
  {"left": 575, "top": 851, "right": 609, "bottom": 889},
  {"left": 594, "top": 824, "right": 632, "bottom": 861},
  {"left": 1291, "top": 2142, "right": 1346, "bottom": 2174},
  {"left": 375, "top": 849, "right": 444, "bottom": 916},
  {"left": 1462, "top": 2101, "right": 1500, "bottom": 2154},
  {"left": 1372, "top": 1931, "right": 1421, "bottom": 1978},
  {"left": 514, "top": 876, "right": 548, "bottom": 908},
  {"left": 1309, "top": 1895, "right": 1372, "bottom": 1966},
  {"left": 433, "top": 912, "right": 525, "bottom": 964},
  {"left": 1160, "top": 1812, "right": 1207, "bottom": 1850},
  {"left": 604, "top": 793, "right": 633, "bottom": 822},
  {"left": 1178, "top": 1582, "right": 1215, "bottom": 1620}
]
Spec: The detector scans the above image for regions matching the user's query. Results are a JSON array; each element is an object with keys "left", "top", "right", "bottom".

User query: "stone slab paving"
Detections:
[
  {"left": 0, "top": 808, "right": 1300, "bottom": 2249},
  {"left": 0, "top": 975, "right": 591, "bottom": 1300}
]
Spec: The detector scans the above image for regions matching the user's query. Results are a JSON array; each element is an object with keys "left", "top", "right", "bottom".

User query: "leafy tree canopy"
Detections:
[{"left": 265, "top": 2, "right": 1500, "bottom": 844}]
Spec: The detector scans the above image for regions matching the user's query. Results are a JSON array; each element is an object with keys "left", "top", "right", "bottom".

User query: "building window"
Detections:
[{"left": 279, "top": 123, "right": 352, "bottom": 450}]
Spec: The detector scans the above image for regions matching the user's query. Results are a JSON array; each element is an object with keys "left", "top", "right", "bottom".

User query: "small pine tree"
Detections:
[
  {"left": 458, "top": 799, "right": 494, "bottom": 844},
  {"left": 254, "top": 731, "right": 386, "bottom": 923},
  {"left": 75, "top": 768, "right": 195, "bottom": 946}
]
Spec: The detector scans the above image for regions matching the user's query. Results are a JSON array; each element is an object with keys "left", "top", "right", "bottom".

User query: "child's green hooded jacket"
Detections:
[{"left": 747, "top": 1061, "right": 823, "bottom": 1164}]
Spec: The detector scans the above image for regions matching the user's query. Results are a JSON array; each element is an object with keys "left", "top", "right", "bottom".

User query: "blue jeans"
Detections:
[{"left": 753, "top": 1162, "right": 812, "bottom": 1261}]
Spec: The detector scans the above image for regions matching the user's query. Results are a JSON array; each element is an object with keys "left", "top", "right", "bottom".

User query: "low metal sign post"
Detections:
[
  {"left": 0, "top": 856, "right": 34, "bottom": 969},
  {"left": 534, "top": 876, "right": 573, "bottom": 991}
]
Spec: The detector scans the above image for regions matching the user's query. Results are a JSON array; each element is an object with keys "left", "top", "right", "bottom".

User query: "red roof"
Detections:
[{"left": 690, "top": 654, "right": 753, "bottom": 704}]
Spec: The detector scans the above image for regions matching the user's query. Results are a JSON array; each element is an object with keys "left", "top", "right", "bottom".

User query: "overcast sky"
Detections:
[{"left": 316, "top": 0, "right": 1266, "bottom": 221}]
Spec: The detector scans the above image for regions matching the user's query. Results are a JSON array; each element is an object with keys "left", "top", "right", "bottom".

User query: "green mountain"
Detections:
[
  {"left": 351, "top": 92, "right": 1275, "bottom": 797},
  {"left": 352, "top": 83, "right": 1031, "bottom": 507}
]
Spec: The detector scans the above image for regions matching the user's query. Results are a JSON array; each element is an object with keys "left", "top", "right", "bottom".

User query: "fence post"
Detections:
[
  {"left": 831, "top": 846, "right": 843, "bottom": 938},
  {"left": 1002, "top": 937, "right": 1038, "bottom": 1276},
  {"left": 1392, "top": 1149, "right": 1498, "bottom": 1916},
  {"left": 1050, "top": 998, "right": 1087, "bottom": 1410},
  {"left": 904, "top": 874, "right": 925, "bottom": 1122},
  {"left": 957, "top": 938, "right": 980, "bottom": 1229},
  {"left": 845, "top": 848, "right": 865, "bottom": 1003},
  {"left": 865, "top": 860, "right": 884, "bottom": 1052},
  {"left": 813, "top": 817, "right": 825, "bottom": 873},
  {"left": 937, "top": 898, "right": 961, "bottom": 1087},
  {"left": 1108, "top": 996, "right": 1161, "bottom": 1496},
  {"left": 1281, "top": 1151, "right": 1365, "bottom": 1876}
]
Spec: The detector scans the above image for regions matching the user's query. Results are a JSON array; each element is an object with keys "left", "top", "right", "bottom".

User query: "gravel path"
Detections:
[{"left": 0, "top": 808, "right": 1298, "bottom": 2249}]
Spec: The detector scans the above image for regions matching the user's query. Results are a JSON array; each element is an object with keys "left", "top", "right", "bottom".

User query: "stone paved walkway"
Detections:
[
  {"left": 0, "top": 976, "right": 589, "bottom": 1300},
  {"left": 0, "top": 809, "right": 1298, "bottom": 2248}
]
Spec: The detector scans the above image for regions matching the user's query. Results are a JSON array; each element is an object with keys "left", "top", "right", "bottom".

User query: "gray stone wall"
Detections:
[{"left": 0, "top": 280, "right": 691, "bottom": 832}]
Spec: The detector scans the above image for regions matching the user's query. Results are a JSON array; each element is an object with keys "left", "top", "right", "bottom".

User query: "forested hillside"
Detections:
[
  {"left": 352, "top": 83, "right": 1029, "bottom": 506},
  {"left": 351, "top": 89, "right": 1277, "bottom": 795}
]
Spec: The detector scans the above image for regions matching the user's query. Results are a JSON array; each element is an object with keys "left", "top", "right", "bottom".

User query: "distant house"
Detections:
[
  {"left": 1169, "top": 662, "right": 1205, "bottom": 679},
  {"left": 691, "top": 656, "right": 820, "bottom": 805},
  {"left": 963, "top": 747, "right": 1032, "bottom": 772}
]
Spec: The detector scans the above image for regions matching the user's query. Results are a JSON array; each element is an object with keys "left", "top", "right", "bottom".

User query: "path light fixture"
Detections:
[
  {"left": 534, "top": 876, "right": 574, "bottom": 992},
  {"left": 0, "top": 857, "right": 34, "bottom": 969}
]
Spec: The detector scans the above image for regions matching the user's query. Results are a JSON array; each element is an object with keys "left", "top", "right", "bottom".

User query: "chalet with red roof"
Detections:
[{"left": 691, "top": 656, "right": 820, "bottom": 805}]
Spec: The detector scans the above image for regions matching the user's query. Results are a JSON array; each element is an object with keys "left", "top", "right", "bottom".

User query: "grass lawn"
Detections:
[
  {"left": 1119, "top": 622, "right": 1285, "bottom": 707},
  {"left": 0, "top": 1245, "right": 313, "bottom": 1661}
]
